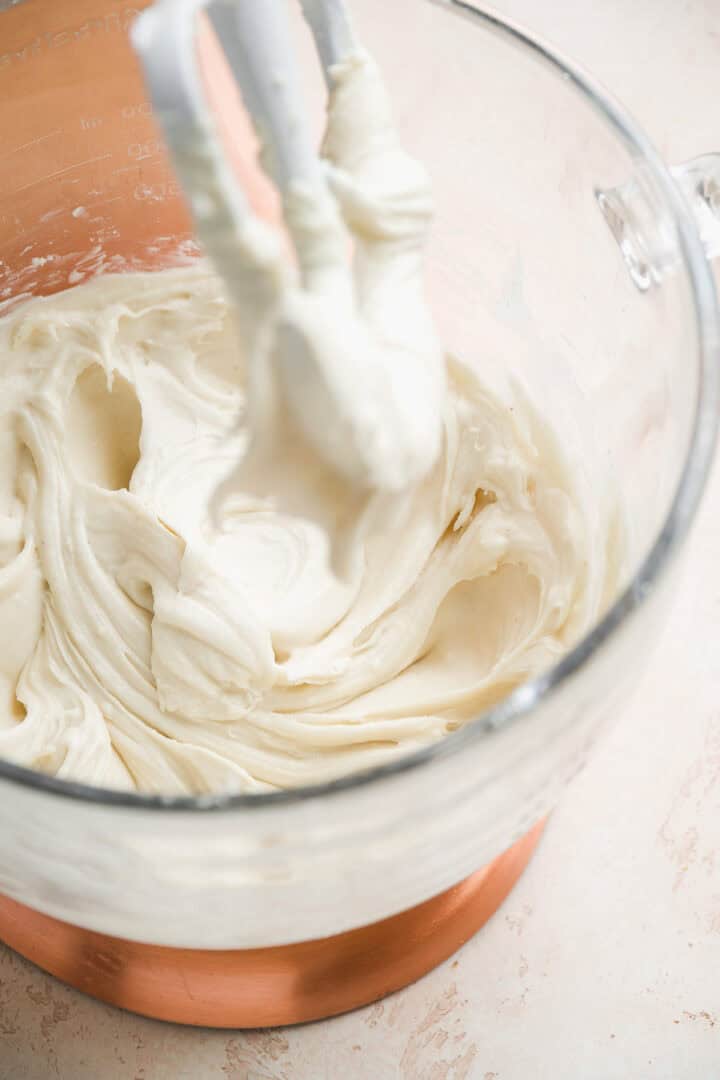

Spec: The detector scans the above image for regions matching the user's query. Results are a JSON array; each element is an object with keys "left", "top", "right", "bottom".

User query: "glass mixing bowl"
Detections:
[{"left": 0, "top": 0, "right": 718, "bottom": 982}]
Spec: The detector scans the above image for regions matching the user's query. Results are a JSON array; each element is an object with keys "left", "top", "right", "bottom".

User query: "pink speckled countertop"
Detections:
[{"left": 2, "top": 2, "right": 720, "bottom": 1077}]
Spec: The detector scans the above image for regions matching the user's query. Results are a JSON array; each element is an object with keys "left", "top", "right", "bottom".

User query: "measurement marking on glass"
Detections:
[
  {"left": 111, "top": 159, "right": 162, "bottom": 175},
  {"left": 10, "top": 154, "right": 113, "bottom": 197},
  {"left": 2, "top": 130, "right": 62, "bottom": 161}
]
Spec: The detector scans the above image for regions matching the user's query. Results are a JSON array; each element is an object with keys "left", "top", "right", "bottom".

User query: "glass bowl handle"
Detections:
[{"left": 598, "top": 153, "right": 720, "bottom": 291}]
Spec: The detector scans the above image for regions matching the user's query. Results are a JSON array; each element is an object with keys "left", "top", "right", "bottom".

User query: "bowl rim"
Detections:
[{"left": 1, "top": 0, "right": 718, "bottom": 813}]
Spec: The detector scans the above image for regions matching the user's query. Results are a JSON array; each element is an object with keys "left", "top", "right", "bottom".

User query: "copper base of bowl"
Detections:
[{"left": 0, "top": 820, "right": 544, "bottom": 1028}]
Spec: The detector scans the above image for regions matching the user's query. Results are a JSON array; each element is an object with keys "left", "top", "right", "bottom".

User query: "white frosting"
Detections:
[
  {"left": 0, "top": 262, "right": 620, "bottom": 794},
  {"left": 0, "top": 37, "right": 622, "bottom": 795},
  {"left": 275, "top": 48, "right": 446, "bottom": 492}
]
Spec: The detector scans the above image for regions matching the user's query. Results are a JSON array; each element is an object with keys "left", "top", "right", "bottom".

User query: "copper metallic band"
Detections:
[{"left": 0, "top": 820, "right": 544, "bottom": 1028}]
